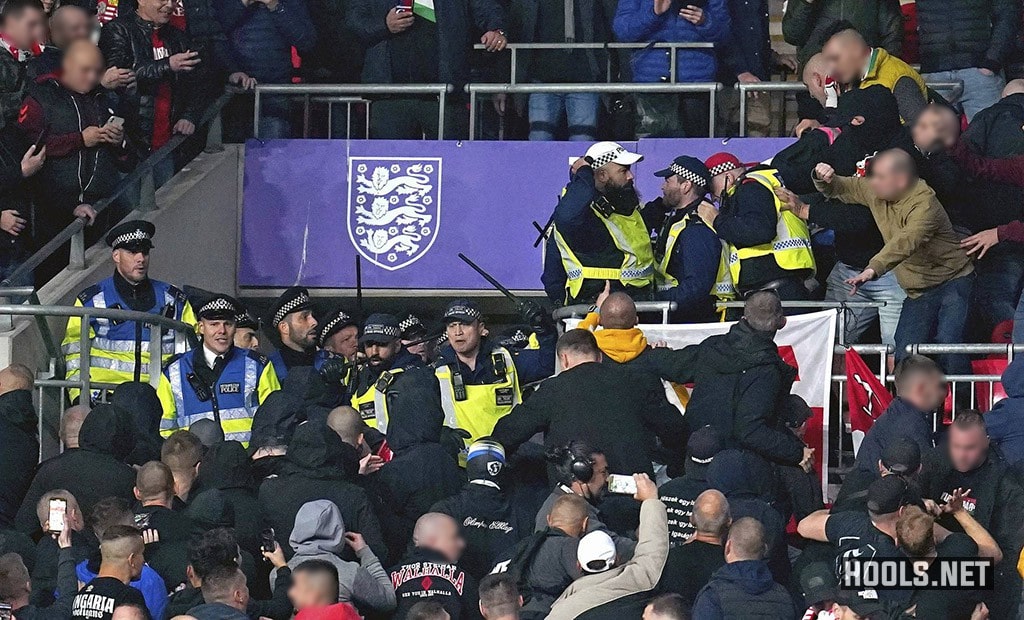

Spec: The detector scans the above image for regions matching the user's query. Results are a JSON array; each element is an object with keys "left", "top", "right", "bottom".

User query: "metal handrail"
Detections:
[
  {"left": 553, "top": 301, "right": 677, "bottom": 324},
  {"left": 467, "top": 82, "right": 723, "bottom": 139},
  {"left": 0, "top": 89, "right": 237, "bottom": 289}
]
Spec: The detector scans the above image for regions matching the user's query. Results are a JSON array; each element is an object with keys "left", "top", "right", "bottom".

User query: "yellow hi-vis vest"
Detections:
[
  {"left": 552, "top": 204, "right": 655, "bottom": 302},
  {"left": 350, "top": 367, "right": 405, "bottom": 431},
  {"left": 655, "top": 211, "right": 737, "bottom": 302},
  {"left": 725, "top": 169, "right": 815, "bottom": 287},
  {"left": 435, "top": 347, "right": 521, "bottom": 445}
]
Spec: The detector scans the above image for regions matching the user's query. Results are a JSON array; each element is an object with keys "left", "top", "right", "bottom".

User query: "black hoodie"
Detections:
[
  {"left": 370, "top": 367, "right": 464, "bottom": 562},
  {"left": 280, "top": 367, "right": 344, "bottom": 427},
  {"left": 257, "top": 421, "right": 386, "bottom": 560},
  {"left": 111, "top": 382, "right": 164, "bottom": 466},
  {"left": 15, "top": 404, "right": 136, "bottom": 535},
  {"left": 674, "top": 321, "right": 805, "bottom": 466},
  {"left": 0, "top": 389, "right": 38, "bottom": 528},
  {"left": 193, "top": 441, "right": 262, "bottom": 555}
]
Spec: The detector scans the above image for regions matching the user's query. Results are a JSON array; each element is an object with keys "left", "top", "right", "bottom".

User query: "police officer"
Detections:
[
  {"left": 312, "top": 306, "right": 359, "bottom": 391},
  {"left": 649, "top": 156, "right": 730, "bottom": 323},
  {"left": 157, "top": 293, "right": 281, "bottom": 444},
  {"left": 62, "top": 220, "right": 196, "bottom": 401},
  {"left": 348, "top": 313, "right": 422, "bottom": 429},
  {"left": 266, "top": 286, "right": 318, "bottom": 381},
  {"left": 233, "top": 307, "right": 261, "bottom": 350},
  {"left": 697, "top": 152, "right": 815, "bottom": 305},
  {"left": 400, "top": 314, "right": 434, "bottom": 363},
  {"left": 434, "top": 299, "right": 554, "bottom": 447},
  {"left": 542, "top": 141, "right": 657, "bottom": 306}
]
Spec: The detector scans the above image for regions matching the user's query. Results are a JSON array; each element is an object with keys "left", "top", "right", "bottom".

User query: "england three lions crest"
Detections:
[{"left": 347, "top": 157, "right": 441, "bottom": 271}]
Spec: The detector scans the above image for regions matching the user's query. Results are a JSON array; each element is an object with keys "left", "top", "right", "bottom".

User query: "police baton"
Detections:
[{"left": 457, "top": 253, "right": 549, "bottom": 328}]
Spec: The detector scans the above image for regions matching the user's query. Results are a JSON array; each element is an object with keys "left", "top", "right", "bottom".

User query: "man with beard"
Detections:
[
  {"left": 267, "top": 287, "right": 318, "bottom": 381},
  {"left": 542, "top": 141, "right": 655, "bottom": 306},
  {"left": 645, "top": 156, "right": 725, "bottom": 323},
  {"left": 348, "top": 313, "right": 423, "bottom": 430},
  {"left": 696, "top": 153, "right": 815, "bottom": 305}
]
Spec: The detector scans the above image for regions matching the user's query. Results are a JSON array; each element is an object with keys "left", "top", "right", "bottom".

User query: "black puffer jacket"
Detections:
[
  {"left": 258, "top": 421, "right": 386, "bottom": 560},
  {"left": 916, "top": 0, "right": 1020, "bottom": 73},
  {"left": 963, "top": 92, "right": 1024, "bottom": 157},
  {"left": 14, "top": 404, "right": 136, "bottom": 535},
  {"left": 0, "top": 389, "right": 37, "bottom": 528},
  {"left": 674, "top": 320, "right": 805, "bottom": 466}
]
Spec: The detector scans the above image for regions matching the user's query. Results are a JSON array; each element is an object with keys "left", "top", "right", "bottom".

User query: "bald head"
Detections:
[
  {"left": 743, "top": 291, "right": 785, "bottom": 333},
  {"left": 1003, "top": 79, "right": 1024, "bottom": 98},
  {"left": 61, "top": 40, "right": 103, "bottom": 94},
  {"left": 869, "top": 148, "right": 918, "bottom": 201},
  {"left": 802, "top": 53, "right": 831, "bottom": 106},
  {"left": 599, "top": 292, "right": 638, "bottom": 329},
  {"left": 60, "top": 405, "right": 88, "bottom": 448},
  {"left": 547, "top": 494, "right": 589, "bottom": 537},
  {"left": 0, "top": 363, "right": 33, "bottom": 395},
  {"left": 326, "top": 406, "right": 364, "bottom": 447},
  {"left": 692, "top": 489, "right": 731, "bottom": 538},
  {"left": 822, "top": 27, "right": 870, "bottom": 84},
  {"left": 413, "top": 513, "right": 464, "bottom": 563},
  {"left": 49, "top": 5, "right": 92, "bottom": 49},
  {"left": 725, "top": 517, "right": 767, "bottom": 562}
]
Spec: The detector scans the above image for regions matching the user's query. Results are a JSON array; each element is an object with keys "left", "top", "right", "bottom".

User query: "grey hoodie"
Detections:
[{"left": 272, "top": 500, "right": 396, "bottom": 612}]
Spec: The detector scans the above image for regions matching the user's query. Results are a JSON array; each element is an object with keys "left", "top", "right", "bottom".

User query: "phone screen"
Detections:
[
  {"left": 606, "top": 474, "right": 637, "bottom": 495},
  {"left": 48, "top": 498, "right": 67, "bottom": 533},
  {"left": 260, "top": 528, "right": 276, "bottom": 554}
]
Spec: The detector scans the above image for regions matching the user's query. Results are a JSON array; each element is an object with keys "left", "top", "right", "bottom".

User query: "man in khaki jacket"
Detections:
[{"left": 808, "top": 149, "right": 974, "bottom": 376}]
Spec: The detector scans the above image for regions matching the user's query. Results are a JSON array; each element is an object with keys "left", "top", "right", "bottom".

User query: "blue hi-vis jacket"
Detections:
[
  {"left": 62, "top": 276, "right": 195, "bottom": 392},
  {"left": 157, "top": 345, "right": 280, "bottom": 445}
]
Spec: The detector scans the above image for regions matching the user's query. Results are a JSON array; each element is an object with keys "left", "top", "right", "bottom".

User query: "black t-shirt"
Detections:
[
  {"left": 910, "top": 533, "right": 983, "bottom": 620},
  {"left": 825, "top": 511, "right": 911, "bottom": 607},
  {"left": 657, "top": 540, "right": 725, "bottom": 606},
  {"left": 659, "top": 476, "right": 709, "bottom": 547},
  {"left": 71, "top": 577, "right": 147, "bottom": 620}
]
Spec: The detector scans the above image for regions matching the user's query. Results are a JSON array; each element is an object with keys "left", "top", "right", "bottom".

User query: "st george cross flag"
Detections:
[{"left": 845, "top": 347, "right": 892, "bottom": 458}]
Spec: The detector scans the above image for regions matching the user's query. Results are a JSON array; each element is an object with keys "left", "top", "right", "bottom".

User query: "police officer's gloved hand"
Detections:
[
  {"left": 318, "top": 357, "right": 349, "bottom": 386},
  {"left": 439, "top": 427, "right": 471, "bottom": 459},
  {"left": 517, "top": 299, "right": 553, "bottom": 333}
]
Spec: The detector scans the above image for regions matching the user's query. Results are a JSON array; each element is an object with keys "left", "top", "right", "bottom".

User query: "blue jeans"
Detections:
[
  {"left": 825, "top": 262, "right": 907, "bottom": 347},
  {"left": 923, "top": 68, "right": 1005, "bottom": 120},
  {"left": 528, "top": 93, "right": 599, "bottom": 141},
  {"left": 972, "top": 247, "right": 1024, "bottom": 336},
  {"left": 894, "top": 273, "right": 974, "bottom": 376}
]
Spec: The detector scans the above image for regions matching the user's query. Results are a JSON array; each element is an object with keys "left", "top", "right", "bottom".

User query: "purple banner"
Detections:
[{"left": 239, "top": 138, "right": 794, "bottom": 290}]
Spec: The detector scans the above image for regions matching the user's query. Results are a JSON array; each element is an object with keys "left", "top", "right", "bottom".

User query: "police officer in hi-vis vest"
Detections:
[
  {"left": 645, "top": 155, "right": 730, "bottom": 323},
  {"left": 157, "top": 293, "right": 280, "bottom": 445},
  {"left": 62, "top": 220, "right": 196, "bottom": 402},
  {"left": 348, "top": 313, "right": 423, "bottom": 430},
  {"left": 542, "top": 141, "right": 657, "bottom": 306},
  {"left": 434, "top": 299, "right": 554, "bottom": 448},
  {"left": 696, "top": 152, "right": 815, "bottom": 313}
]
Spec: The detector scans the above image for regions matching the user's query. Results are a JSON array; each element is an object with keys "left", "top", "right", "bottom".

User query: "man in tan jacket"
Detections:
[{"left": 809, "top": 149, "right": 974, "bottom": 376}]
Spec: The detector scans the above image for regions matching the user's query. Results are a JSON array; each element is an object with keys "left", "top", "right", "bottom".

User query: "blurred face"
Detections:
[
  {"left": 594, "top": 163, "right": 633, "bottom": 194},
  {"left": 112, "top": 248, "right": 150, "bottom": 283},
  {"left": 61, "top": 47, "right": 103, "bottom": 94},
  {"left": 234, "top": 327, "right": 259, "bottom": 350},
  {"left": 136, "top": 0, "right": 173, "bottom": 23},
  {"left": 822, "top": 38, "right": 864, "bottom": 85},
  {"left": 281, "top": 310, "right": 317, "bottom": 350},
  {"left": 947, "top": 425, "right": 989, "bottom": 473},
  {"left": 364, "top": 340, "right": 400, "bottom": 367},
  {"left": 868, "top": 159, "right": 911, "bottom": 202},
  {"left": 3, "top": 8, "right": 45, "bottom": 49},
  {"left": 324, "top": 325, "right": 359, "bottom": 361},
  {"left": 432, "top": 519, "right": 466, "bottom": 563},
  {"left": 200, "top": 319, "right": 236, "bottom": 355},
  {"left": 904, "top": 372, "right": 946, "bottom": 412},
  {"left": 287, "top": 572, "right": 325, "bottom": 611},
  {"left": 446, "top": 320, "right": 485, "bottom": 357},
  {"left": 50, "top": 9, "right": 93, "bottom": 49},
  {"left": 912, "top": 107, "right": 961, "bottom": 153}
]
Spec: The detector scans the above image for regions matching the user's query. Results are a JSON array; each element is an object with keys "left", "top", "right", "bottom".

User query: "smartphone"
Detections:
[
  {"left": 0, "top": 602, "right": 13, "bottom": 620},
  {"left": 48, "top": 498, "right": 67, "bottom": 534},
  {"left": 394, "top": 0, "right": 412, "bottom": 12},
  {"left": 133, "top": 512, "right": 151, "bottom": 530},
  {"left": 106, "top": 115, "right": 125, "bottom": 128},
  {"left": 32, "top": 125, "right": 49, "bottom": 156},
  {"left": 607, "top": 474, "right": 638, "bottom": 495},
  {"left": 681, "top": 0, "right": 707, "bottom": 8},
  {"left": 260, "top": 528, "right": 276, "bottom": 554}
]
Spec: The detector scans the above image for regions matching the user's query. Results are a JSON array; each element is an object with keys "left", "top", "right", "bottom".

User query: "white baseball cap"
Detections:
[
  {"left": 577, "top": 530, "right": 617, "bottom": 573},
  {"left": 584, "top": 141, "right": 643, "bottom": 169}
]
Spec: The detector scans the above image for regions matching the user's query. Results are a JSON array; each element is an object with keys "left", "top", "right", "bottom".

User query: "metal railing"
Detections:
[
  {"left": 553, "top": 301, "right": 678, "bottom": 324},
  {"left": 735, "top": 80, "right": 966, "bottom": 136},
  {"left": 0, "top": 89, "right": 237, "bottom": 289},
  {"left": 470, "top": 42, "right": 715, "bottom": 85}
]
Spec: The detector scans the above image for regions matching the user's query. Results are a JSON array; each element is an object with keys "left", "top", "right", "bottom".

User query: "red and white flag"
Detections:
[{"left": 845, "top": 348, "right": 892, "bottom": 458}]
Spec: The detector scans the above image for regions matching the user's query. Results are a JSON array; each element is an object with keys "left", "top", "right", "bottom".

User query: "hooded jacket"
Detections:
[
  {"left": 192, "top": 441, "right": 262, "bottom": 555},
  {"left": 258, "top": 422, "right": 386, "bottom": 561},
  {"left": 274, "top": 500, "right": 395, "bottom": 612},
  {"left": 15, "top": 405, "right": 136, "bottom": 535},
  {"left": 111, "top": 382, "right": 164, "bottom": 466},
  {"left": 675, "top": 320, "right": 805, "bottom": 466},
  {"left": 372, "top": 368, "right": 464, "bottom": 562},
  {"left": 987, "top": 357, "right": 1024, "bottom": 467},
  {"left": 248, "top": 391, "right": 304, "bottom": 454},
  {"left": 692, "top": 559, "right": 795, "bottom": 619},
  {"left": 0, "top": 389, "right": 38, "bottom": 528},
  {"left": 547, "top": 499, "right": 668, "bottom": 620}
]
